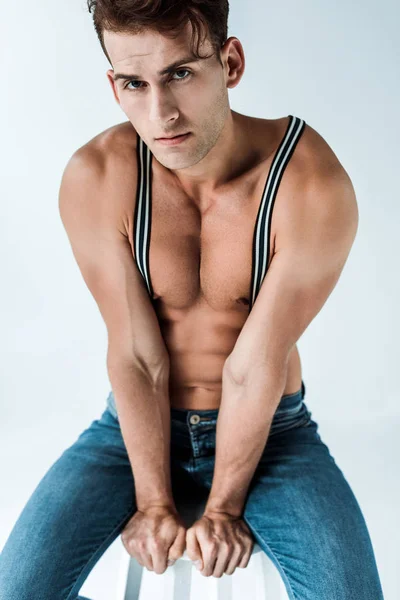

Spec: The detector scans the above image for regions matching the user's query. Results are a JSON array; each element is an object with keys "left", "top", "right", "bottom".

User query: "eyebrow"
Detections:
[{"left": 112, "top": 54, "right": 201, "bottom": 82}]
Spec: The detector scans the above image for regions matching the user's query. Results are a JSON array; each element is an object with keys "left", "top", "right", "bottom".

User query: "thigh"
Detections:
[
  {"left": 243, "top": 418, "right": 384, "bottom": 600},
  {"left": 0, "top": 407, "right": 136, "bottom": 600}
]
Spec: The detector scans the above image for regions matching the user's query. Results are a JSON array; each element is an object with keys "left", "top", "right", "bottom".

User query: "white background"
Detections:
[{"left": 1, "top": 0, "right": 399, "bottom": 598}]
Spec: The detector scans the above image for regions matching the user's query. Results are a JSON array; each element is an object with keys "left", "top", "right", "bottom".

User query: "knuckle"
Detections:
[
  {"left": 221, "top": 539, "right": 231, "bottom": 550},
  {"left": 122, "top": 537, "right": 134, "bottom": 552},
  {"left": 121, "top": 531, "right": 131, "bottom": 546},
  {"left": 150, "top": 537, "right": 163, "bottom": 550},
  {"left": 238, "top": 544, "right": 247, "bottom": 557}
]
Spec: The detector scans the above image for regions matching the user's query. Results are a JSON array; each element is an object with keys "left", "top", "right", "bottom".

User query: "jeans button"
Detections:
[{"left": 189, "top": 414, "right": 200, "bottom": 425}]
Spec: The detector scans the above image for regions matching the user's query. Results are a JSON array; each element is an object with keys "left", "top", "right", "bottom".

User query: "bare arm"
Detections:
[
  {"left": 204, "top": 160, "right": 359, "bottom": 517},
  {"left": 58, "top": 145, "right": 175, "bottom": 512}
]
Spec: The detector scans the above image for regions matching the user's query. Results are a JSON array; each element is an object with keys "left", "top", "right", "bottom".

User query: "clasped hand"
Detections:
[{"left": 121, "top": 505, "right": 254, "bottom": 577}]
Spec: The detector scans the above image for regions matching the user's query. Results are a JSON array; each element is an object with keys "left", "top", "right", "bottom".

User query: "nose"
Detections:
[{"left": 148, "top": 87, "right": 179, "bottom": 127}]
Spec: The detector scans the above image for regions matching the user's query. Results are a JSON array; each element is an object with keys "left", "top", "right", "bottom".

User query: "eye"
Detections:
[
  {"left": 173, "top": 68, "right": 191, "bottom": 80},
  {"left": 124, "top": 68, "right": 192, "bottom": 91}
]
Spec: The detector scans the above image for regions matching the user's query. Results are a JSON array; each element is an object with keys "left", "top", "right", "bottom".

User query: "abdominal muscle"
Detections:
[{"left": 168, "top": 344, "right": 302, "bottom": 410}]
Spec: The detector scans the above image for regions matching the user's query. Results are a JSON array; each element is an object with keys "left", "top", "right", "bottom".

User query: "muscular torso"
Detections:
[{"left": 89, "top": 113, "right": 304, "bottom": 409}]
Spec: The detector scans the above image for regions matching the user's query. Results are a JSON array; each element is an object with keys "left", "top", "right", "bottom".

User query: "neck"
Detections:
[{"left": 170, "top": 110, "right": 256, "bottom": 205}]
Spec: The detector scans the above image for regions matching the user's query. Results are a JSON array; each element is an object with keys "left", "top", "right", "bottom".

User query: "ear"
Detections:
[
  {"left": 106, "top": 69, "right": 121, "bottom": 105},
  {"left": 222, "top": 37, "right": 245, "bottom": 90}
]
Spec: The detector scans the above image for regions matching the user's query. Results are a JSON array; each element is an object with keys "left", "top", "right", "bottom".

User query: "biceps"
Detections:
[
  {"left": 74, "top": 234, "right": 169, "bottom": 371},
  {"left": 226, "top": 245, "right": 348, "bottom": 380}
]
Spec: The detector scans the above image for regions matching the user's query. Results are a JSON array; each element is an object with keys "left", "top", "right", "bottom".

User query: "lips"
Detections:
[
  {"left": 155, "top": 132, "right": 191, "bottom": 146},
  {"left": 157, "top": 133, "right": 188, "bottom": 139}
]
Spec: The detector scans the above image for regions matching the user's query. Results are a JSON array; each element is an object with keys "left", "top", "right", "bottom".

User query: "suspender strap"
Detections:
[
  {"left": 249, "top": 115, "right": 306, "bottom": 311},
  {"left": 134, "top": 132, "right": 154, "bottom": 299}
]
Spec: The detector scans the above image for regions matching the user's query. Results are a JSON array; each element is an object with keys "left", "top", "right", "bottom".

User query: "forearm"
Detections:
[
  {"left": 107, "top": 359, "right": 175, "bottom": 513},
  {"left": 204, "top": 364, "right": 287, "bottom": 517}
]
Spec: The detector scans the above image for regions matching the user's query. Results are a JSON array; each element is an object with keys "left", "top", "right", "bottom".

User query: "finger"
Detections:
[
  {"left": 124, "top": 539, "right": 151, "bottom": 571},
  {"left": 197, "top": 534, "right": 218, "bottom": 577},
  {"left": 127, "top": 548, "right": 144, "bottom": 567},
  {"left": 167, "top": 527, "right": 187, "bottom": 565},
  {"left": 237, "top": 542, "right": 253, "bottom": 569},
  {"left": 146, "top": 546, "right": 155, "bottom": 571},
  {"left": 201, "top": 543, "right": 218, "bottom": 577},
  {"left": 151, "top": 530, "right": 185, "bottom": 574},
  {"left": 135, "top": 538, "right": 153, "bottom": 572},
  {"left": 224, "top": 543, "right": 243, "bottom": 575},
  {"left": 139, "top": 548, "right": 154, "bottom": 571},
  {"left": 212, "top": 541, "right": 231, "bottom": 578},
  {"left": 150, "top": 540, "right": 170, "bottom": 574},
  {"left": 150, "top": 530, "right": 182, "bottom": 574},
  {"left": 186, "top": 527, "right": 203, "bottom": 567}
]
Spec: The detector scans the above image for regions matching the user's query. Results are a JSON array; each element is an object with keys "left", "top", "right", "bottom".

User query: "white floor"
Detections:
[{"left": 1, "top": 410, "right": 398, "bottom": 599}]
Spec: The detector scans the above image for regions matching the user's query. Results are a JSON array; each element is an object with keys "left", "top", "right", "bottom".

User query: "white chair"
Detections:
[{"left": 115, "top": 495, "right": 289, "bottom": 600}]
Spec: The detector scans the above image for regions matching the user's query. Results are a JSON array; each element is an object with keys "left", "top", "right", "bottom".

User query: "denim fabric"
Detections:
[{"left": 0, "top": 381, "right": 384, "bottom": 599}]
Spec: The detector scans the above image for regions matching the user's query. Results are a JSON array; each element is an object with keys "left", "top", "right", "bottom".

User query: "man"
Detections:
[{"left": 0, "top": 1, "right": 384, "bottom": 598}]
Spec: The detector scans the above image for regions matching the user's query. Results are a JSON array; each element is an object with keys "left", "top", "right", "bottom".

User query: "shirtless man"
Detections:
[{"left": 0, "top": 2, "right": 384, "bottom": 599}]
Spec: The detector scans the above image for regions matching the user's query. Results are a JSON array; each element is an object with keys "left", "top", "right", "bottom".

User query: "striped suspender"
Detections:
[
  {"left": 134, "top": 132, "right": 154, "bottom": 299},
  {"left": 249, "top": 115, "right": 306, "bottom": 311}
]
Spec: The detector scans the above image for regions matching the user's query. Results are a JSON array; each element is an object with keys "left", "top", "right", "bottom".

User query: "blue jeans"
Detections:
[{"left": 0, "top": 381, "right": 383, "bottom": 599}]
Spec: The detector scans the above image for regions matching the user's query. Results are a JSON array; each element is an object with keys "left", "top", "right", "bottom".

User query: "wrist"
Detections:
[
  {"left": 204, "top": 499, "right": 243, "bottom": 518},
  {"left": 139, "top": 502, "right": 178, "bottom": 514},
  {"left": 136, "top": 491, "right": 176, "bottom": 513},
  {"left": 137, "top": 501, "right": 177, "bottom": 513},
  {"left": 204, "top": 486, "right": 247, "bottom": 517}
]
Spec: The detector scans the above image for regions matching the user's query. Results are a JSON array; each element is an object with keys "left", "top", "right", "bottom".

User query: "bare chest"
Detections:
[{"left": 131, "top": 162, "right": 276, "bottom": 316}]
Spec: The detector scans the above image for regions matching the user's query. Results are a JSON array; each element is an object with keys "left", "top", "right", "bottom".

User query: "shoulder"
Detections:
[
  {"left": 293, "top": 116, "right": 357, "bottom": 229},
  {"left": 60, "top": 121, "right": 140, "bottom": 235},
  {"left": 261, "top": 115, "right": 358, "bottom": 250},
  {"left": 254, "top": 114, "right": 351, "bottom": 184},
  {"left": 69, "top": 120, "right": 139, "bottom": 178},
  {"left": 252, "top": 113, "right": 352, "bottom": 183}
]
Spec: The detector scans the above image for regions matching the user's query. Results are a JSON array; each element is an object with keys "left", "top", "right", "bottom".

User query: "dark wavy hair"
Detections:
[{"left": 86, "top": 0, "right": 230, "bottom": 67}]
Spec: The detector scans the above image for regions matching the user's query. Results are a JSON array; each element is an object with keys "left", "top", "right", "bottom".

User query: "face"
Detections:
[{"left": 104, "top": 22, "right": 243, "bottom": 171}]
